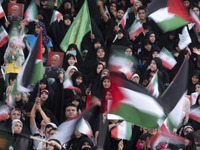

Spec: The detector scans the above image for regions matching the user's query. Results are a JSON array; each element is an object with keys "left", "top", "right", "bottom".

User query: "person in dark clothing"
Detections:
[{"left": 48, "top": 14, "right": 72, "bottom": 52}]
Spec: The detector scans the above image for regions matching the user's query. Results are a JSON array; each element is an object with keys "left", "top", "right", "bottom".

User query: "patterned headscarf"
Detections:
[{"left": 34, "top": 21, "right": 52, "bottom": 45}]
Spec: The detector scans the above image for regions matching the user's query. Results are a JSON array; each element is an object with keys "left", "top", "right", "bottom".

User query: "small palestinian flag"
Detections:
[
  {"left": 159, "top": 47, "right": 177, "bottom": 70},
  {"left": 0, "top": 26, "right": 9, "bottom": 47},
  {"left": 17, "top": 31, "right": 43, "bottom": 92},
  {"left": 109, "top": 73, "right": 165, "bottom": 129},
  {"left": 111, "top": 121, "right": 132, "bottom": 140},
  {"left": 150, "top": 132, "right": 185, "bottom": 149}
]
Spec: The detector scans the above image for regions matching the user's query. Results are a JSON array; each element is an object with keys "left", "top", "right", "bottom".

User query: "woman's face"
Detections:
[
  {"left": 132, "top": 76, "right": 140, "bottom": 84},
  {"left": 110, "top": 3, "right": 117, "bottom": 12},
  {"left": 94, "top": 42, "right": 101, "bottom": 49},
  {"left": 150, "top": 60, "right": 157, "bottom": 71},
  {"left": 105, "top": 91, "right": 112, "bottom": 100},
  {"left": 68, "top": 57, "right": 75, "bottom": 66},
  {"left": 76, "top": 76, "right": 83, "bottom": 85},
  {"left": 103, "top": 79, "right": 111, "bottom": 89},
  {"left": 69, "top": 68, "right": 76, "bottom": 77},
  {"left": 97, "top": 48, "right": 105, "bottom": 59},
  {"left": 40, "top": 92, "right": 48, "bottom": 101},
  {"left": 64, "top": 18, "right": 71, "bottom": 26},
  {"left": 117, "top": 32, "right": 124, "bottom": 39},
  {"left": 14, "top": 93, "right": 22, "bottom": 102},
  {"left": 96, "top": 64, "right": 104, "bottom": 74},
  {"left": 11, "top": 110, "right": 21, "bottom": 120},
  {"left": 134, "top": 2, "right": 142, "bottom": 11},
  {"left": 64, "top": 2, "right": 71, "bottom": 10},
  {"left": 13, "top": 122, "right": 22, "bottom": 133},
  {"left": 72, "top": 100, "right": 79, "bottom": 107},
  {"left": 74, "top": 130, "right": 82, "bottom": 138},
  {"left": 101, "top": 71, "right": 109, "bottom": 78},
  {"left": 149, "top": 33, "right": 156, "bottom": 43},
  {"left": 125, "top": 48, "right": 133, "bottom": 56},
  {"left": 35, "top": 25, "right": 41, "bottom": 34},
  {"left": 152, "top": 51, "right": 159, "bottom": 58},
  {"left": 195, "top": 84, "right": 200, "bottom": 92},
  {"left": 193, "top": 7, "right": 200, "bottom": 16},
  {"left": 82, "top": 142, "right": 91, "bottom": 150},
  {"left": 144, "top": 44, "right": 152, "bottom": 51},
  {"left": 42, "top": 45, "right": 46, "bottom": 54},
  {"left": 39, "top": 82, "right": 47, "bottom": 90},
  {"left": 192, "top": 75, "right": 199, "bottom": 85}
]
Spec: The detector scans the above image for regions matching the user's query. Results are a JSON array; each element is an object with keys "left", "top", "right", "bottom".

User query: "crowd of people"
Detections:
[{"left": 1, "top": 0, "right": 200, "bottom": 149}]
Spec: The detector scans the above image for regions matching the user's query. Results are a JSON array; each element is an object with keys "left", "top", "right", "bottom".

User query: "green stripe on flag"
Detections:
[
  {"left": 30, "top": 61, "right": 43, "bottom": 84},
  {"left": 158, "top": 17, "right": 189, "bottom": 32},
  {"left": 113, "top": 103, "right": 160, "bottom": 129}
]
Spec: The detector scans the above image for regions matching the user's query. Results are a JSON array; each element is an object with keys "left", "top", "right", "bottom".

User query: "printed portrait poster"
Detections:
[
  {"left": 45, "top": 52, "right": 64, "bottom": 79},
  {"left": 7, "top": 3, "right": 24, "bottom": 23}
]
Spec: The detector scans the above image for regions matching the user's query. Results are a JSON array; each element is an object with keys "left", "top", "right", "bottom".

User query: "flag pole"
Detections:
[
  {"left": 0, "top": 127, "right": 50, "bottom": 143},
  {"left": 4, "top": 16, "right": 7, "bottom": 22}
]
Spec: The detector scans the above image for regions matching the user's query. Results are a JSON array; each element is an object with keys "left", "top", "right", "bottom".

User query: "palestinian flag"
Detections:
[
  {"left": 190, "top": 92, "right": 200, "bottom": 106},
  {"left": 50, "top": 10, "right": 63, "bottom": 25},
  {"left": 24, "top": 1, "right": 38, "bottom": 22},
  {"left": 160, "top": 58, "right": 188, "bottom": 130},
  {"left": 109, "top": 73, "right": 165, "bottom": 129},
  {"left": 159, "top": 47, "right": 177, "bottom": 70},
  {"left": 161, "top": 57, "right": 188, "bottom": 115},
  {"left": 150, "top": 132, "right": 185, "bottom": 149},
  {"left": 147, "top": 71, "right": 159, "bottom": 98},
  {"left": 190, "top": 9, "right": 200, "bottom": 31},
  {"left": 76, "top": 117, "right": 93, "bottom": 137},
  {"left": 0, "top": 26, "right": 9, "bottom": 47},
  {"left": 148, "top": 0, "right": 190, "bottom": 33},
  {"left": 167, "top": 93, "right": 187, "bottom": 130},
  {"left": 111, "top": 121, "right": 132, "bottom": 140},
  {"left": 17, "top": 31, "right": 43, "bottom": 92},
  {"left": 51, "top": 105, "right": 98, "bottom": 145},
  {"left": 121, "top": 8, "right": 130, "bottom": 29},
  {"left": 178, "top": 26, "right": 191, "bottom": 50},
  {"left": 127, "top": 19, "right": 144, "bottom": 40},
  {"left": 0, "top": 4, "right": 5, "bottom": 18},
  {"left": 63, "top": 77, "right": 82, "bottom": 94}
]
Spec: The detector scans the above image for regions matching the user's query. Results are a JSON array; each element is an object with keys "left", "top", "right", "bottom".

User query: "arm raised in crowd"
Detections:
[
  {"left": 97, "top": 0, "right": 109, "bottom": 23},
  {"left": 30, "top": 97, "right": 50, "bottom": 129}
]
